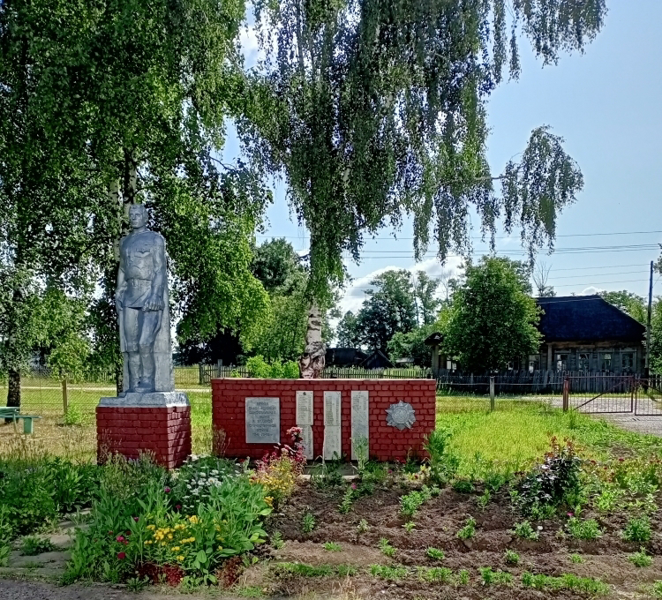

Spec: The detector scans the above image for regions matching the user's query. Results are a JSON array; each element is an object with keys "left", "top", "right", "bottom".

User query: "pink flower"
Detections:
[
  {"left": 133, "top": 517, "right": 139, "bottom": 522},
  {"left": 351, "top": 483, "right": 357, "bottom": 490},
  {"left": 117, "top": 552, "right": 126, "bottom": 560},
  {"left": 567, "top": 512, "right": 573, "bottom": 517},
  {"left": 164, "top": 487, "right": 171, "bottom": 493},
  {"left": 618, "top": 458, "right": 624, "bottom": 462},
  {"left": 116, "top": 535, "right": 125, "bottom": 542},
  {"left": 176, "top": 504, "right": 182, "bottom": 511}
]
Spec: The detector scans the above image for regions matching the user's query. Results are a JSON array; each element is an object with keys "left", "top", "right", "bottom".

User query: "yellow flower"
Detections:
[
  {"left": 188, "top": 515, "right": 199, "bottom": 524},
  {"left": 146, "top": 524, "right": 156, "bottom": 531},
  {"left": 167, "top": 534, "right": 173, "bottom": 540},
  {"left": 171, "top": 546, "right": 180, "bottom": 552},
  {"left": 177, "top": 555, "right": 185, "bottom": 561},
  {"left": 217, "top": 546, "right": 223, "bottom": 551},
  {"left": 264, "top": 496, "right": 273, "bottom": 507},
  {"left": 144, "top": 541, "right": 152, "bottom": 546}
]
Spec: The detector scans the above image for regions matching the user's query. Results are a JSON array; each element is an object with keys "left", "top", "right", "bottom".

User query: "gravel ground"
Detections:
[{"left": 0, "top": 580, "right": 242, "bottom": 600}]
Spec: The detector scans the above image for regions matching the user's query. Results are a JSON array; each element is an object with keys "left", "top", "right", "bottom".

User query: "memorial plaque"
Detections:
[
  {"left": 245, "top": 397, "right": 280, "bottom": 444},
  {"left": 324, "top": 426, "right": 342, "bottom": 460},
  {"left": 301, "top": 425, "right": 314, "bottom": 460},
  {"left": 351, "top": 390, "right": 369, "bottom": 460},
  {"left": 324, "top": 391, "right": 341, "bottom": 426},
  {"left": 296, "top": 391, "right": 314, "bottom": 426}
]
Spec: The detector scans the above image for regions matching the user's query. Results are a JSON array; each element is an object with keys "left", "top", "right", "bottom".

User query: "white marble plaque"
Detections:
[
  {"left": 296, "top": 391, "right": 314, "bottom": 426},
  {"left": 301, "top": 425, "right": 314, "bottom": 460},
  {"left": 245, "top": 397, "right": 280, "bottom": 444},
  {"left": 351, "top": 390, "right": 369, "bottom": 460},
  {"left": 323, "top": 426, "right": 342, "bottom": 460},
  {"left": 324, "top": 391, "right": 341, "bottom": 426}
]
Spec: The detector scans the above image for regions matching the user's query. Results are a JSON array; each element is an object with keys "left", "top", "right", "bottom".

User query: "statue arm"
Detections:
[
  {"left": 115, "top": 245, "right": 127, "bottom": 311},
  {"left": 144, "top": 236, "right": 166, "bottom": 312}
]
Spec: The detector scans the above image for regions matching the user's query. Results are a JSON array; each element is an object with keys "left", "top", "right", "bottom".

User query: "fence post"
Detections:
[
  {"left": 489, "top": 377, "right": 495, "bottom": 412},
  {"left": 562, "top": 378, "right": 569, "bottom": 412},
  {"left": 62, "top": 378, "right": 68, "bottom": 415}
]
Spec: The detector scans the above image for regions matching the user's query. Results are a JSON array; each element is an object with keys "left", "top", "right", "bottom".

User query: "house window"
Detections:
[
  {"left": 578, "top": 353, "right": 590, "bottom": 371},
  {"left": 556, "top": 354, "right": 568, "bottom": 372},
  {"left": 531, "top": 355, "right": 540, "bottom": 372},
  {"left": 446, "top": 359, "right": 457, "bottom": 372},
  {"left": 622, "top": 353, "right": 635, "bottom": 373},
  {"left": 600, "top": 353, "right": 612, "bottom": 372}
]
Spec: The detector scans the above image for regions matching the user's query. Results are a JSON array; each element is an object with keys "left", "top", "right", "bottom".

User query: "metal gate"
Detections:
[
  {"left": 567, "top": 375, "right": 635, "bottom": 414},
  {"left": 634, "top": 377, "right": 662, "bottom": 416}
]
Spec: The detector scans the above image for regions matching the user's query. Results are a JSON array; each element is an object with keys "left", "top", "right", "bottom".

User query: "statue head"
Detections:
[{"left": 128, "top": 204, "right": 148, "bottom": 230}]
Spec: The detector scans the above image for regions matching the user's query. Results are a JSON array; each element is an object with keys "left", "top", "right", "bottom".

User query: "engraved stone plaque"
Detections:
[
  {"left": 324, "top": 391, "right": 342, "bottom": 459},
  {"left": 296, "top": 391, "right": 314, "bottom": 426},
  {"left": 301, "top": 425, "right": 314, "bottom": 460},
  {"left": 324, "top": 391, "right": 341, "bottom": 426},
  {"left": 351, "top": 390, "right": 369, "bottom": 461},
  {"left": 245, "top": 397, "right": 280, "bottom": 444},
  {"left": 323, "top": 426, "right": 341, "bottom": 460}
]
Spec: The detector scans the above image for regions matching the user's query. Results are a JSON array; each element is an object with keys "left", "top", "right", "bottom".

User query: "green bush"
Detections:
[
  {"left": 622, "top": 516, "right": 651, "bottom": 543},
  {"left": 65, "top": 455, "right": 272, "bottom": 585},
  {"left": 512, "top": 520, "right": 539, "bottom": 540},
  {"left": 424, "top": 429, "right": 459, "bottom": 485},
  {"left": 0, "top": 457, "right": 100, "bottom": 538},
  {"left": 21, "top": 536, "right": 56, "bottom": 556},
  {"left": 245, "top": 356, "right": 299, "bottom": 379},
  {"left": 567, "top": 517, "right": 601, "bottom": 540}
]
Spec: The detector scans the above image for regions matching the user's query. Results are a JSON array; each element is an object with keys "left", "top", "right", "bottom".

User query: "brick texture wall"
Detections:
[
  {"left": 97, "top": 406, "right": 191, "bottom": 469},
  {"left": 211, "top": 379, "right": 436, "bottom": 461}
]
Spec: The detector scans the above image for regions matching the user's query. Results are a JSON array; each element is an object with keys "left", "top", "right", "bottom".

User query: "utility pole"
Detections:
[{"left": 646, "top": 260, "right": 654, "bottom": 377}]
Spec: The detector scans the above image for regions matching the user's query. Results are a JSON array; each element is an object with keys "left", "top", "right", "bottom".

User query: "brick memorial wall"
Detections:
[{"left": 211, "top": 379, "right": 437, "bottom": 461}]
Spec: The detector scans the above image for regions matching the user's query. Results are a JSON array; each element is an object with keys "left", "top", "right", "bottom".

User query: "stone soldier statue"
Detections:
[{"left": 115, "top": 204, "right": 173, "bottom": 394}]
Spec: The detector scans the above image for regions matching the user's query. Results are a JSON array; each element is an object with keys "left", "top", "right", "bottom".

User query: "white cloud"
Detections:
[
  {"left": 336, "top": 256, "right": 464, "bottom": 317},
  {"left": 579, "top": 286, "right": 603, "bottom": 296},
  {"left": 239, "top": 25, "right": 261, "bottom": 67}
]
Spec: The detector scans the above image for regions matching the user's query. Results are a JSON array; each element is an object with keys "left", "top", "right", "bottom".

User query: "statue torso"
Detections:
[{"left": 120, "top": 230, "right": 164, "bottom": 308}]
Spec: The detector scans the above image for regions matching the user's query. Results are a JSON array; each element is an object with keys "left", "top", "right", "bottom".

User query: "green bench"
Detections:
[{"left": 0, "top": 407, "right": 41, "bottom": 434}]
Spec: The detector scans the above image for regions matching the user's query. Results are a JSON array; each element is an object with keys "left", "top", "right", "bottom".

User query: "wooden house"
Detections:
[{"left": 426, "top": 295, "right": 646, "bottom": 376}]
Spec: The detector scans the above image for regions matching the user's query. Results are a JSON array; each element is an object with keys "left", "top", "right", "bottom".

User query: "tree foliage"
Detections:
[
  {"left": 599, "top": 290, "right": 646, "bottom": 324},
  {"left": 335, "top": 269, "right": 439, "bottom": 352},
  {"left": 0, "top": 0, "right": 271, "bottom": 399},
  {"left": 443, "top": 256, "right": 541, "bottom": 372},
  {"left": 241, "top": 0, "right": 606, "bottom": 300}
]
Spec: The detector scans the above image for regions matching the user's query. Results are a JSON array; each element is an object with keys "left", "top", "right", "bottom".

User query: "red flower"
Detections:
[
  {"left": 176, "top": 504, "right": 182, "bottom": 511},
  {"left": 117, "top": 552, "right": 126, "bottom": 560},
  {"left": 133, "top": 517, "right": 139, "bottom": 522},
  {"left": 164, "top": 487, "right": 171, "bottom": 493}
]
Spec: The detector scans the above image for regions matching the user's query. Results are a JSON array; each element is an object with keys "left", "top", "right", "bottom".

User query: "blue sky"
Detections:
[{"left": 225, "top": 1, "right": 662, "bottom": 315}]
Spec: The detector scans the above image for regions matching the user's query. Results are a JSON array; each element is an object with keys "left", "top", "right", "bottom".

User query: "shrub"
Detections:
[
  {"left": 516, "top": 438, "right": 581, "bottom": 515},
  {"left": 622, "top": 516, "right": 651, "bottom": 543},
  {"left": 245, "top": 356, "right": 299, "bottom": 379},
  {"left": 62, "top": 406, "right": 84, "bottom": 426},
  {"left": 370, "top": 564, "right": 408, "bottom": 580},
  {"left": 567, "top": 517, "right": 601, "bottom": 540},
  {"left": 417, "top": 566, "right": 452, "bottom": 583},
  {"left": 323, "top": 542, "right": 341, "bottom": 552},
  {"left": 457, "top": 517, "right": 476, "bottom": 540},
  {"left": 301, "top": 513, "right": 316, "bottom": 534},
  {"left": 512, "top": 520, "right": 539, "bottom": 540},
  {"left": 400, "top": 486, "right": 432, "bottom": 518},
  {"left": 628, "top": 548, "right": 652, "bottom": 568},
  {"left": 251, "top": 428, "right": 306, "bottom": 507},
  {"left": 425, "top": 547, "right": 444, "bottom": 561},
  {"left": 424, "top": 428, "right": 459, "bottom": 484},
  {"left": 378, "top": 538, "right": 396, "bottom": 558},
  {"left": 480, "top": 567, "right": 513, "bottom": 585},
  {"left": 21, "top": 536, "right": 56, "bottom": 556},
  {"left": 65, "top": 457, "right": 272, "bottom": 585},
  {"left": 173, "top": 456, "right": 239, "bottom": 514}
]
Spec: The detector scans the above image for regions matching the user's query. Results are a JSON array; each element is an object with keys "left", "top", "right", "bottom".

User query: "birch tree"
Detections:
[{"left": 239, "top": 0, "right": 607, "bottom": 366}]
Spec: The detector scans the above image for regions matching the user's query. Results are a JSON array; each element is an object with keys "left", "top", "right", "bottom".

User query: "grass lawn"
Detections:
[{"left": 436, "top": 395, "right": 662, "bottom": 477}]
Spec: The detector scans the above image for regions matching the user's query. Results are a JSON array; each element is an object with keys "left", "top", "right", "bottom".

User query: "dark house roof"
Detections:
[
  {"left": 424, "top": 332, "right": 444, "bottom": 346},
  {"left": 536, "top": 295, "right": 645, "bottom": 344},
  {"left": 325, "top": 347, "right": 367, "bottom": 368},
  {"left": 360, "top": 349, "right": 394, "bottom": 370}
]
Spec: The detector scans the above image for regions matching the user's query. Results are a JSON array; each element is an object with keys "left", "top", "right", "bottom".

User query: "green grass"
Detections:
[
  {"left": 521, "top": 572, "right": 609, "bottom": 595},
  {"left": 435, "top": 396, "right": 662, "bottom": 476}
]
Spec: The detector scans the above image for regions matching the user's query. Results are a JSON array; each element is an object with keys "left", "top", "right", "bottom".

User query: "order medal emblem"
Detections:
[{"left": 386, "top": 401, "right": 416, "bottom": 430}]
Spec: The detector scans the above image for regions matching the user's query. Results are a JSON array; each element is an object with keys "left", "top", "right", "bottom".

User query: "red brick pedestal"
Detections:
[
  {"left": 96, "top": 393, "right": 191, "bottom": 469},
  {"left": 212, "top": 379, "right": 436, "bottom": 462}
]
